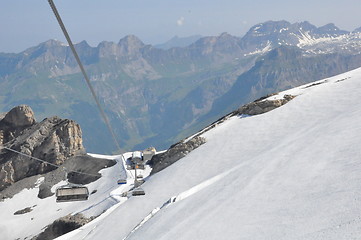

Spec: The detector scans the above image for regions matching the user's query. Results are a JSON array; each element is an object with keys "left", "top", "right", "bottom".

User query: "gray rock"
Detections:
[
  {"left": 14, "top": 206, "right": 34, "bottom": 215},
  {"left": 150, "top": 136, "right": 206, "bottom": 175},
  {"left": 0, "top": 105, "right": 36, "bottom": 145},
  {"left": 2, "top": 105, "right": 36, "bottom": 128},
  {"left": 0, "top": 105, "right": 86, "bottom": 191},
  {"left": 34, "top": 213, "right": 95, "bottom": 240},
  {"left": 237, "top": 94, "right": 295, "bottom": 115}
]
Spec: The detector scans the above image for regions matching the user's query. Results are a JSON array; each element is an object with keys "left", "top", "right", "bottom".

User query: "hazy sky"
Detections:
[{"left": 1, "top": 0, "right": 360, "bottom": 53}]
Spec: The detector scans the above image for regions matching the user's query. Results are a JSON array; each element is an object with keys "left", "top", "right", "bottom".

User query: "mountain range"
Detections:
[
  {"left": 1, "top": 20, "right": 361, "bottom": 153},
  {"left": 154, "top": 35, "right": 203, "bottom": 49}
]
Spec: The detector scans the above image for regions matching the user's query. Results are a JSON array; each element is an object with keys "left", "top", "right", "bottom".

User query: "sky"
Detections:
[{"left": 1, "top": 0, "right": 360, "bottom": 53}]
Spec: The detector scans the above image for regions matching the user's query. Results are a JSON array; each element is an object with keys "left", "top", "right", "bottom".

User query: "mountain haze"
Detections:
[
  {"left": 154, "top": 35, "right": 203, "bottom": 49},
  {"left": 1, "top": 20, "right": 361, "bottom": 153}
]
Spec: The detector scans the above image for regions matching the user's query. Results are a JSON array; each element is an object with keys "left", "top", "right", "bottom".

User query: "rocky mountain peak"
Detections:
[
  {"left": 29, "top": 39, "right": 67, "bottom": 55},
  {"left": 74, "top": 40, "right": 91, "bottom": 51},
  {"left": 247, "top": 20, "right": 291, "bottom": 35},
  {"left": 118, "top": 35, "right": 144, "bottom": 45},
  {"left": 97, "top": 41, "right": 119, "bottom": 57},
  {"left": 155, "top": 35, "right": 202, "bottom": 49},
  {"left": 118, "top": 35, "right": 145, "bottom": 51},
  {"left": 0, "top": 105, "right": 85, "bottom": 191},
  {"left": 218, "top": 32, "right": 233, "bottom": 38},
  {"left": 191, "top": 33, "right": 242, "bottom": 56},
  {"left": 295, "top": 21, "right": 317, "bottom": 31},
  {"left": 2, "top": 105, "right": 35, "bottom": 128},
  {"left": 42, "top": 39, "right": 66, "bottom": 48},
  {"left": 240, "top": 20, "right": 295, "bottom": 52},
  {"left": 239, "top": 20, "right": 355, "bottom": 55},
  {"left": 316, "top": 23, "right": 349, "bottom": 36}
]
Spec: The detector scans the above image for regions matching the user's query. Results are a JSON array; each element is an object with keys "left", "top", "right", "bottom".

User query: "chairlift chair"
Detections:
[
  {"left": 56, "top": 184, "right": 89, "bottom": 202},
  {"left": 117, "top": 179, "right": 127, "bottom": 185},
  {"left": 132, "top": 187, "right": 145, "bottom": 196}
]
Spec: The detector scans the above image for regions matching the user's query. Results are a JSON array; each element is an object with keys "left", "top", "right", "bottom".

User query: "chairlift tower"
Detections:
[{"left": 131, "top": 151, "right": 146, "bottom": 195}]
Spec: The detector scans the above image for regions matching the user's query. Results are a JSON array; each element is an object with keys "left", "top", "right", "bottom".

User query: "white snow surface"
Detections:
[
  {"left": 244, "top": 40, "right": 272, "bottom": 56},
  {"left": 55, "top": 67, "right": 361, "bottom": 240},
  {"left": 297, "top": 31, "right": 361, "bottom": 55},
  {"left": 3, "top": 67, "right": 361, "bottom": 240}
]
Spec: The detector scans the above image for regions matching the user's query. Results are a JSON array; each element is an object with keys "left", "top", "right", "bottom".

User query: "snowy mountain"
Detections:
[
  {"left": 241, "top": 20, "right": 361, "bottom": 56},
  {"left": 2, "top": 66, "right": 361, "bottom": 239}
]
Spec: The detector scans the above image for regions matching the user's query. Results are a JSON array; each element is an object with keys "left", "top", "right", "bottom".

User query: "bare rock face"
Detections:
[
  {"left": 237, "top": 94, "right": 295, "bottom": 115},
  {"left": 150, "top": 136, "right": 206, "bottom": 175},
  {"left": 0, "top": 105, "right": 36, "bottom": 145},
  {"left": 35, "top": 213, "right": 95, "bottom": 240},
  {"left": 2, "top": 105, "right": 36, "bottom": 128},
  {"left": 0, "top": 105, "right": 85, "bottom": 191}
]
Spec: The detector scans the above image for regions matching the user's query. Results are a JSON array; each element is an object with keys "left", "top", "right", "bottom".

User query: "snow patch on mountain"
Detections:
[
  {"left": 244, "top": 41, "right": 272, "bottom": 56},
  {"left": 297, "top": 30, "right": 361, "bottom": 55}
]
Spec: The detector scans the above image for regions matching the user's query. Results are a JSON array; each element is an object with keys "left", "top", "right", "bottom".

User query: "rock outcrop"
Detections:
[
  {"left": 2, "top": 105, "right": 36, "bottom": 128},
  {"left": 35, "top": 213, "right": 95, "bottom": 240},
  {"left": 0, "top": 105, "right": 85, "bottom": 191},
  {"left": 150, "top": 136, "right": 206, "bottom": 175},
  {"left": 237, "top": 94, "right": 295, "bottom": 115},
  {"left": 0, "top": 105, "right": 36, "bottom": 145}
]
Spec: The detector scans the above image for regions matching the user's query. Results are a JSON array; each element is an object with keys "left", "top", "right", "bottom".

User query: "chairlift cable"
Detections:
[
  {"left": 47, "top": 0, "right": 122, "bottom": 153},
  {"left": 1, "top": 146, "right": 100, "bottom": 177}
]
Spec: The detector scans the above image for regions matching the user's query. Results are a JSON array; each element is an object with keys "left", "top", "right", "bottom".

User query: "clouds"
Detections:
[{"left": 177, "top": 17, "right": 185, "bottom": 26}]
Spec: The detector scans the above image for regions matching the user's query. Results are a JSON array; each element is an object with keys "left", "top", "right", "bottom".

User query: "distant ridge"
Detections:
[{"left": 154, "top": 35, "right": 202, "bottom": 49}]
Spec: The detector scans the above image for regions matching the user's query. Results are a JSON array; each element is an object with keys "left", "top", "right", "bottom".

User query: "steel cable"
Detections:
[
  {"left": 1, "top": 145, "right": 101, "bottom": 177},
  {"left": 48, "top": 0, "right": 122, "bottom": 153}
]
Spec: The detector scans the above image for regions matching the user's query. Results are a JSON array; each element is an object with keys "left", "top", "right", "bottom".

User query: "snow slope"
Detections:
[
  {"left": 0, "top": 152, "right": 152, "bottom": 240},
  {"left": 2, "top": 67, "right": 361, "bottom": 240},
  {"left": 56, "top": 67, "right": 361, "bottom": 240}
]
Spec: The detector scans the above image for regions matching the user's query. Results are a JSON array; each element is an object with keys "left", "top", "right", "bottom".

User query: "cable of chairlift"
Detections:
[
  {"left": 1, "top": 145, "right": 101, "bottom": 177},
  {"left": 47, "top": 0, "right": 122, "bottom": 153}
]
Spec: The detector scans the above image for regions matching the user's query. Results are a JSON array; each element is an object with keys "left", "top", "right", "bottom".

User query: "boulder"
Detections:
[{"left": 35, "top": 213, "right": 95, "bottom": 240}]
